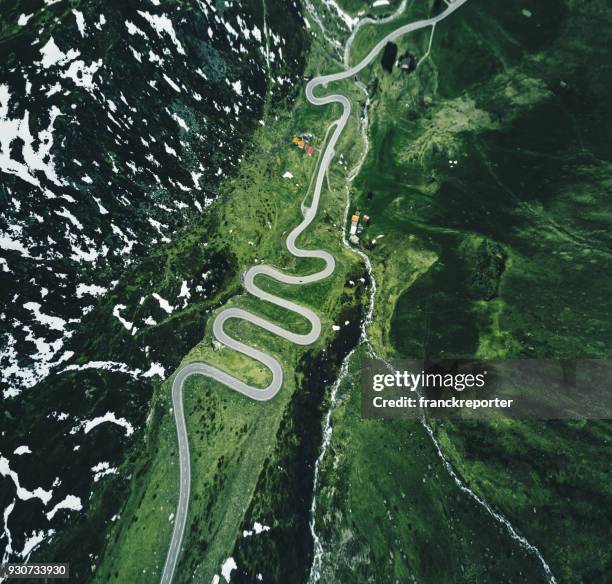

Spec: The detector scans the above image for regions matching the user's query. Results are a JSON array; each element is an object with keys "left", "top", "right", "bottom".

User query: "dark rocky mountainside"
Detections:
[{"left": 0, "top": 0, "right": 307, "bottom": 567}]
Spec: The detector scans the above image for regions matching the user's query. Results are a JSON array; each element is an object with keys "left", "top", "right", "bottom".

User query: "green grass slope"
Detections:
[
  {"left": 313, "top": 0, "right": 612, "bottom": 582},
  {"left": 90, "top": 27, "right": 372, "bottom": 584}
]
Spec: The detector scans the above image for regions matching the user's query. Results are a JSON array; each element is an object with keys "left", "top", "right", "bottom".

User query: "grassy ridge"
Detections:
[{"left": 90, "top": 32, "right": 371, "bottom": 583}]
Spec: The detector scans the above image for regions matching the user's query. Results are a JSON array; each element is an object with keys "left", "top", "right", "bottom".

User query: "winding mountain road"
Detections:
[{"left": 160, "top": 2, "right": 467, "bottom": 582}]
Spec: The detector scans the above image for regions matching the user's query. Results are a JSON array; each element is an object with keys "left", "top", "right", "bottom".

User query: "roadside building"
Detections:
[
  {"left": 291, "top": 134, "right": 316, "bottom": 156},
  {"left": 399, "top": 53, "right": 417, "bottom": 74},
  {"left": 350, "top": 213, "right": 360, "bottom": 235}
]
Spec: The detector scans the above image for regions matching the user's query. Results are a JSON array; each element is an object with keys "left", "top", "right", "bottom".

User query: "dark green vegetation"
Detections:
[
  {"left": 314, "top": 348, "right": 549, "bottom": 583},
  {"left": 229, "top": 306, "right": 363, "bottom": 584},
  {"left": 313, "top": 0, "right": 611, "bottom": 582},
  {"left": 356, "top": 0, "right": 612, "bottom": 361}
]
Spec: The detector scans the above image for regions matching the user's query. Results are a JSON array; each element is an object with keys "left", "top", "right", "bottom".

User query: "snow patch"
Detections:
[
  {"left": 126, "top": 21, "right": 147, "bottom": 38},
  {"left": 0, "top": 456, "right": 53, "bottom": 505},
  {"left": 62, "top": 59, "right": 103, "bottom": 91},
  {"left": 61, "top": 360, "right": 142, "bottom": 379},
  {"left": 75, "top": 283, "right": 107, "bottom": 299},
  {"left": 171, "top": 112, "right": 189, "bottom": 131},
  {"left": 112, "top": 304, "right": 134, "bottom": 332},
  {"left": 72, "top": 10, "right": 87, "bottom": 36},
  {"left": 243, "top": 521, "right": 271, "bottom": 537},
  {"left": 152, "top": 293, "right": 173, "bottom": 314},
  {"left": 46, "top": 495, "right": 82, "bottom": 520},
  {"left": 23, "top": 302, "right": 66, "bottom": 332},
  {"left": 137, "top": 11, "right": 186, "bottom": 55},
  {"left": 91, "top": 462, "right": 117, "bottom": 482},
  {"left": 221, "top": 557, "right": 237, "bottom": 582},
  {"left": 163, "top": 74, "right": 181, "bottom": 93},
  {"left": 178, "top": 280, "right": 191, "bottom": 307},
  {"left": 142, "top": 363, "right": 166, "bottom": 379},
  {"left": 21, "top": 530, "right": 53, "bottom": 559},
  {"left": 18, "top": 13, "right": 33, "bottom": 26},
  {"left": 0, "top": 84, "right": 63, "bottom": 191},
  {"left": 81, "top": 412, "right": 134, "bottom": 437},
  {"left": 38, "top": 37, "right": 79, "bottom": 69}
]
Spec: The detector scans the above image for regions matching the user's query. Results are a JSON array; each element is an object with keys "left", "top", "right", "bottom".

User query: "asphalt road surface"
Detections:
[{"left": 160, "top": 2, "right": 467, "bottom": 582}]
